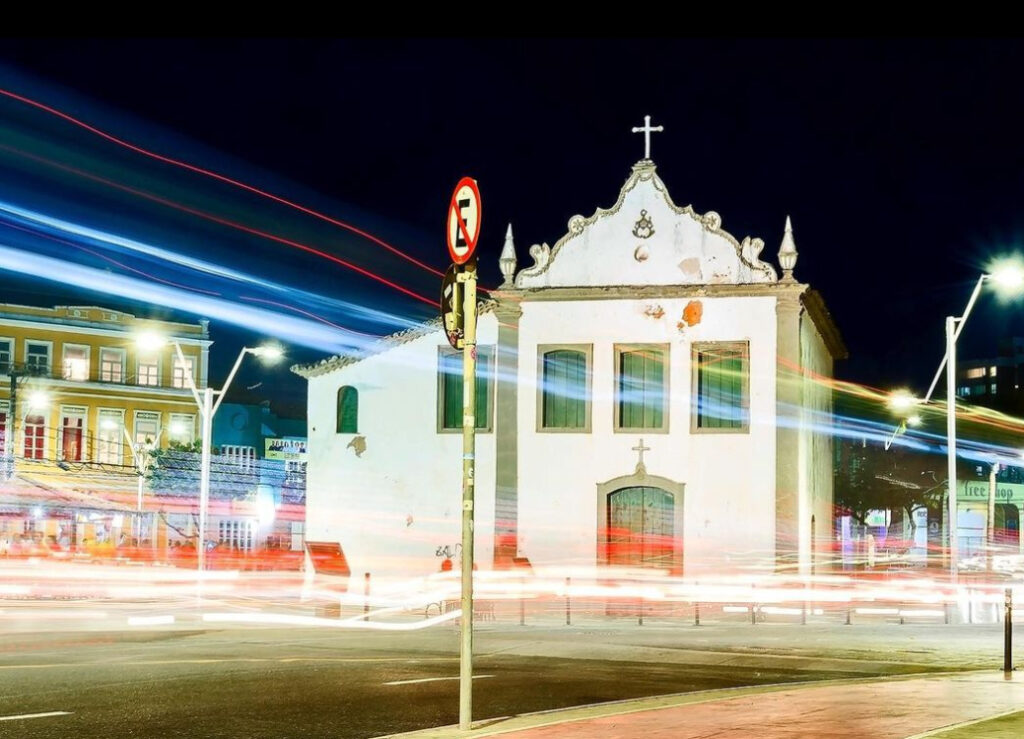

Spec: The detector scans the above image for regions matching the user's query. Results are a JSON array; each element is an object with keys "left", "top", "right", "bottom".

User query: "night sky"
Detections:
[{"left": 4, "top": 39, "right": 1024, "bottom": 414}]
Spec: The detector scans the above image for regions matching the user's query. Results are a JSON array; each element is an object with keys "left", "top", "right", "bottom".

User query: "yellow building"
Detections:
[{"left": 0, "top": 303, "right": 209, "bottom": 551}]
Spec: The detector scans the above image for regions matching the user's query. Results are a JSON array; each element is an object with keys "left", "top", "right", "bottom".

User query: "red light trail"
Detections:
[
  {"left": 0, "top": 144, "right": 436, "bottom": 306},
  {"left": 239, "top": 296, "right": 379, "bottom": 338},
  {"left": 0, "top": 86, "right": 445, "bottom": 277}
]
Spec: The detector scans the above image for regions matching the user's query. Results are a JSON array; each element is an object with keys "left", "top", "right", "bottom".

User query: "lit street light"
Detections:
[
  {"left": 907, "top": 266, "right": 1024, "bottom": 579},
  {"left": 136, "top": 334, "right": 283, "bottom": 572},
  {"left": 26, "top": 390, "right": 49, "bottom": 410},
  {"left": 888, "top": 389, "right": 918, "bottom": 412}
]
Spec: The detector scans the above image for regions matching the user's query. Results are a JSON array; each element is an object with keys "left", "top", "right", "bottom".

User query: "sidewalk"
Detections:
[{"left": 382, "top": 671, "right": 1024, "bottom": 738}]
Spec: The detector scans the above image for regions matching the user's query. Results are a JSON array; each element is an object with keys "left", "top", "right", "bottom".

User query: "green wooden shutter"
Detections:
[
  {"left": 697, "top": 346, "right": 746, "bottom": 429},
  {"left": 618, "top": 349, "right": 664, "bottom": 429},
  {"left": 442, "top": 353, "right": 462, "bottom": 429},
  {"left": 542, "top": 350, "right": 586, "bottom": 429},
  {"left": 337, "top": 386, "right": 358, "bottom": 433},
  {"left": 474, "top": 350, "right": 489, "bottom": 429},
  {"left": 441, "top": 349, "right": 490, "bottom": 430},
  {"left": 643, "top": 350, "right": 664, "bottom": 429}
]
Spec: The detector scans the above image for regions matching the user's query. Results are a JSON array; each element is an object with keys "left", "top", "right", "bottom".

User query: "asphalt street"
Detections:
[{"left": 0, "top": 621, "right": 952, "bottom": 739}]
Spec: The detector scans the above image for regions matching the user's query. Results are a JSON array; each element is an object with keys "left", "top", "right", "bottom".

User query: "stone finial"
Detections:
[
  {"left": 499, "top": 223, "right": 517, "bottom": 288},
  {"left": 778, "top": 215, "right": 798, "bottom": 282}
]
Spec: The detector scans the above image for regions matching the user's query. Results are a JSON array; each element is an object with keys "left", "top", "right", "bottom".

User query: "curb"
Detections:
[{"left": 373, "top": 669, "right": 980, "bottom": 739}]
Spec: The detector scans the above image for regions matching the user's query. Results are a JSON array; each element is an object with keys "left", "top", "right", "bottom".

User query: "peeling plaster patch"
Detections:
[
  {"left": 634, "top": 244, "right": 649, "bottom": 262},
  {"left": 677, "top": 300, "right": 703, "bottom": 333},
  {"left": 643, "top": 304, "right": 665, "bottom": 319},
  {"left": 347, "top": 435, "right": 367, "bottom": 457},
  {"left": 679, "top": 257, "right": 702, "bottom": 280},
  {"left": 682, "top": 300, "right": 703, "bottom": 327},
  {"left": 406, "top": 514, "right": 414, "bottom": 527}
]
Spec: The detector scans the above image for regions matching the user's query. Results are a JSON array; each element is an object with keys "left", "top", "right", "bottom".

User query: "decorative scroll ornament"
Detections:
[
  {"left": 517, "top": 242, "right": 551, "bottom": 281},
  {"left": 632, "top": 209, "right": 655, "bottom": 239}
]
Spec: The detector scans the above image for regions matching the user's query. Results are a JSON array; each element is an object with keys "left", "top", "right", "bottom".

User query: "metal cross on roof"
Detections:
[{"left": 631, "top": 115, "right": 663, "bottom": 160}]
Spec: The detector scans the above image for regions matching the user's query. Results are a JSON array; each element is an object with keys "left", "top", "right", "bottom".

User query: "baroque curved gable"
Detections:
[{"left": 514, "top": 161, "right": 777, "bottom": 289}]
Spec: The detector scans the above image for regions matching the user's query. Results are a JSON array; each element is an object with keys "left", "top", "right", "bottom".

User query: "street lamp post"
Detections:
[
  {"left": 142, "top": 336, "right": 281, "bottom": 572},
  {"left": 890, "top": 268, "right": 1024, "bottom": 580}
]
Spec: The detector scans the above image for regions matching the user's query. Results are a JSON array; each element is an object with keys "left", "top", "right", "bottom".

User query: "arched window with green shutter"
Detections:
[{"left": 337, "top": 386, "right": 358, "bottom": 433}]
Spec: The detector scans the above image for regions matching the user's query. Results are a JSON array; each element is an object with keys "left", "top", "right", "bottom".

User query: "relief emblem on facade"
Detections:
[{"left": 632, "top": 209, "right": 655, "bottom": 239}]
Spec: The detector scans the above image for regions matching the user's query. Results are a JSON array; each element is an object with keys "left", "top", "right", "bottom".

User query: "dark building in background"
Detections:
[{"left": 956, "top": 337, "right": 1024, "bottom": 416}]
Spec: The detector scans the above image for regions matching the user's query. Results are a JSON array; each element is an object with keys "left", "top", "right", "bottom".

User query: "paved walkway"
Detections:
[{"left": 384, "top": 671, "right": 1024, "bottom": 738}]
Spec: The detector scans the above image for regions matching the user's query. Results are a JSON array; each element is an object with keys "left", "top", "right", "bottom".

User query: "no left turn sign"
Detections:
[{"left": 446, "top": 177, "right": 481, "bottom": 265}]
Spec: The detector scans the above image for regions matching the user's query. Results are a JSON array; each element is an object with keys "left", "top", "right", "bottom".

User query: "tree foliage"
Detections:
[{"left": 834, "top": 439, "right": 946, "bottom": 526}]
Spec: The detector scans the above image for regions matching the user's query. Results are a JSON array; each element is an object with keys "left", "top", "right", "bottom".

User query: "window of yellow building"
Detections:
[
  {"left": 62, "top": 344, "right": 90, "bottom": 382},
  {"left": 169, "top": 413, "right": 195, "bottom": 445},
  {"left": 137, "top": 357, "right": 159, "bottom": 386},
  {"left": 24, "top": 413, "right": 46, "bottom": 460},
  {"left": 59, "top": 407, "right": 86, "bottom": 462},
  {"left": 100, "top": 348, "right": 126, "bottom": 383},
  {"left": 0, "top": 338, "right": 12, "bottom": 372},
  {"left": 97, "top": 409, "right": 124, "bottom": 464},
  {"left": 134, "top": 411, "right": 160, "bottom": 448},
  {"left": 25, "top": 340, "right": 51, "bottom": 375},
  {"left": 172, "top": 355, "right": 195, "bottom": 389}
]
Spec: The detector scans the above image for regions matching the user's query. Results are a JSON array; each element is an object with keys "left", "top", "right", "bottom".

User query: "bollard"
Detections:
[
  {"left": 802, "top": 582, "right": 808, "bottom": 626},
  {"left": 638, "top": 594, "right": 644, "bottom": 626},
  {"left": 1005, "top": 588, "right": 1013, "bottom": 673},
  {"left": 944, "top": 602, "right": 950, "bottom": 625},
  {"left": 751, "top": 604, "right": 757, "bottom": 625},
  {"left": 363, "top": 572, "right": 371, "bottom": 620},
  {"left": 519, "top": 578, "right": 525, "bottom": 626},
  {"left": 565, "top": 577, "right": 571, "bottom": 626},
  {"left": 969, "top": 588, "right": 974, "bottom": 625},
  {"left": 845, "top": 607, "right": 852, "bottom": 626},
  {"left": 694, "top": 601, "right": 700, "bottom": 627}
]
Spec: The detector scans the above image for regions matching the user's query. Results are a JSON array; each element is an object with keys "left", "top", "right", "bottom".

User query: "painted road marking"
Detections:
[
  {"left": 127, "top": 615, "right": 175, "bottom": 626},
  {"left": 0, "top": 711, "right": 72, "bottom": 722},
  {"left": 384, "top": 675, "right": 495, "bottom": 686}
]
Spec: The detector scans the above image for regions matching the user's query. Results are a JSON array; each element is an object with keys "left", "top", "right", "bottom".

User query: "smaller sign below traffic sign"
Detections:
[
  {"left": 441, "top": 263, "right": 464, "bottom": 350},
  {"left": 447, "top": 177, "right": 481, "bottom": 265}
]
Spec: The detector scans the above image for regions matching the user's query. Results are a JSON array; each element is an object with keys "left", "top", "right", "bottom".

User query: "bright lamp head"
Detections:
[
  {"left": 250, "top": 345, "right": 284, "bottom": 361},
  {"left": 889, "top": 389, "right": 918, "bottom": 412},
  {"left": 987, "top": 258, "right": 1024, "bottom": 297},
  {"left": 27, "top": 391, "right": 50, "bottom": 410},
  {"left": 991, "top": 267, "right": 1024, "bottom": 289},
  {"left": 136, "top": 332, "right": 167, "bottom": 352}
]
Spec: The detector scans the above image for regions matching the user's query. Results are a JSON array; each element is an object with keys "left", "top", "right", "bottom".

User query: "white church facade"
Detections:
[{"left": 294, "top": 146, "right": 845, "bottom": 582}]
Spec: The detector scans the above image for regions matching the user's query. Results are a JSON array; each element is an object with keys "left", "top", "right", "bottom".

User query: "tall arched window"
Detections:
[{"left": 337, "top": 386, "right": 358, "bottom": 433}]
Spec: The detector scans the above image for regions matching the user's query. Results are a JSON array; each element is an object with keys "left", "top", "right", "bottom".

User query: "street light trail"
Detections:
[
  {"left": 0, "top": 198, "right": 421, "bottom": 335},
  {"left": 237, "top": 296, "right": 379, "bottom": 337},
  {"left": 0, "top": 86, "right": 446, "bottom": 279},
  {"left": 0, "top": 196, "right": 437, "bottom": 307},
  {"left": 0, "top": 242, "right": 374, "bottom": 355},
  {"left": 0, "top": 219, "right": 223, "bottom": 297},
  {"left": 0, "top": 144, "right": 447, "bottom": 304}
]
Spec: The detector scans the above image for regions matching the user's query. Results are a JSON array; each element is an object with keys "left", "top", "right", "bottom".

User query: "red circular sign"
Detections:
[{"left": 446, "top": 177, "right": 481, "bottom": 265}]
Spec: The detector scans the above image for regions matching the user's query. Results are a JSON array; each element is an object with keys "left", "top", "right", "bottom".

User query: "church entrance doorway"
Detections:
[{"left": 606, "top": 486, "right": 675, "bottom": 567}]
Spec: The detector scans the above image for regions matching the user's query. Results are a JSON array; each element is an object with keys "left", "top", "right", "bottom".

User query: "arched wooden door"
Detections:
[{"left": 607, "top": 486, "right": 675, "bottom": 567}]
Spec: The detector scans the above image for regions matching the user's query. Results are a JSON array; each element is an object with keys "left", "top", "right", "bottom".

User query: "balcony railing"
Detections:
[{"left": 0, "top": 361, "right": 196, "bottom": 390}]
